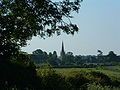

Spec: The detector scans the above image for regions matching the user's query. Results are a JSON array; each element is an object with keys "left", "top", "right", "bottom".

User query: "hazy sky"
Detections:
[{"left": 22, "top": 0, "right": 120, "bottom": 56}]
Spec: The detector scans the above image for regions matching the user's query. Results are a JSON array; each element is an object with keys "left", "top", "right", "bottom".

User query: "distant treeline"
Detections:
[{"left": 30, "top": 49, "right": 120, "bottom": 67}]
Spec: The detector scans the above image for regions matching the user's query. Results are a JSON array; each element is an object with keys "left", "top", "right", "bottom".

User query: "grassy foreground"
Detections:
[
  {"left": 54, "top": 66, "right": 120, "bottom": 80},
  {"left": 37, "top": 65, "right": 120, "bottom": 90}
]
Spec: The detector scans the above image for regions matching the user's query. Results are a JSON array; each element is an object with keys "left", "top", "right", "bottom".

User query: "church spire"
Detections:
[
  {"left": 60, "top": 41, "right": 65, "bottom": 60},
  {"left": 62, "top": 41, "right": 64, "bottom": 53}
]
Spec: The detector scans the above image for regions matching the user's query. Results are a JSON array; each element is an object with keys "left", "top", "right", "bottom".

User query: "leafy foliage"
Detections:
[
  {"left": 0, "top": 0, "right": 82, "bottom": 60},
  {"left": 88, "top": 71, "right": 112, "bottom": 86},
  {"left": 67, "top": 73, "right": 89, "bottom": 89},
  {"left": 37, "top": 64, "right": 70, "bottom": 89},
  {"left": 36, "top": 67, "right": 120, "bottom": 90},
  {"left": 87, "top": 83, "right": 120, "bottom": 90},
  {"left": 0, "top": 61, "right": 37, "bottom": 89}
]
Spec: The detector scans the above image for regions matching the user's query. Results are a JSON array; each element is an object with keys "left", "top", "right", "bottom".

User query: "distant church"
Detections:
[{"left": 60, "top": 41, "right": 66, "bottom": 61}]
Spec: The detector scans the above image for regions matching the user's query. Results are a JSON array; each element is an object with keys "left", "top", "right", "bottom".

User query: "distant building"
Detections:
[{"left": 60, "top": 41, "right": 66, "bottom": 61}]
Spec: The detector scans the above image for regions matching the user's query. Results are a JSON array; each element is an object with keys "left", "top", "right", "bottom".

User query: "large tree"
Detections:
[{"left": 0, "top": 0, "right": 83, "bottom": 60}]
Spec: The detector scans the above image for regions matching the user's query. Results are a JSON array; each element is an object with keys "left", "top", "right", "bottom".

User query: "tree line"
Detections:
[{"left": 31, "top": 49, "right": 120, "bottom": 67}]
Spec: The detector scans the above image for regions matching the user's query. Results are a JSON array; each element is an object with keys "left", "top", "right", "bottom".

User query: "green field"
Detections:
[
  {"left": 54, "top": 66, "right": 120, "bottom": 81},
  {"left": 37, "top": 65, "right": 120, "bottom": 90}
]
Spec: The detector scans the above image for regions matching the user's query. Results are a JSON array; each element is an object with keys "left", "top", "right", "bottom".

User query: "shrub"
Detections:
[
  {"left": 0, "top": 61, "right": 38, "bottom": 89},
  {"left": 67, "top": 73, "right": 89, "bottom": 90},
  {"left": 88, "top": 71, "right": 112, "bottom": 86},
  {"left": 87, "top": 83, "right": 120, "bottom": 90},
  {"left": 37, "top": 64, "right": 70, "bottom": 90}
]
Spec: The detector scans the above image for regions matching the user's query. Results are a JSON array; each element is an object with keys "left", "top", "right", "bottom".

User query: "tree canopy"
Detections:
[{"left": 0, "top": 0, "right": 83, "bottom": 60}]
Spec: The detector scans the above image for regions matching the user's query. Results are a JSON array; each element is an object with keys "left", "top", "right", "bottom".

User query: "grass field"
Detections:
[
  {"left": 37, "top": 65, "right": 120, "bottom": 90},
  {"left": 54, "top": 66, "right": 120, "bottom": 81}
]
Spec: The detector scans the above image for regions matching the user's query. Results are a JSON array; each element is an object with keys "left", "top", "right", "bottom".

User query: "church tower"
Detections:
[{"left": 60, "top": 41, "right": 65, "bottom": 60}]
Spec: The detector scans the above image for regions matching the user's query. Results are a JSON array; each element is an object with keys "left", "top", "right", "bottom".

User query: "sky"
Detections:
[{"left": 22, "top": 0, "right": 120, "bottom": 56}]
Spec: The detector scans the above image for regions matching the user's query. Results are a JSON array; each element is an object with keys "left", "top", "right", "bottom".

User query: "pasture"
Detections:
[
  {"left": 54, "top": 66, "right": 120, "bottom": 81},
  {"left": 37, "top": 65, "right": 120, "bottom": 90}
]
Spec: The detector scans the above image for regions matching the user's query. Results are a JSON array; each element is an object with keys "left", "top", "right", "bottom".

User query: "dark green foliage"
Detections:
[
  {"left": 111, "top": 80, "right": 120, "bottom": 87},
  {"left": 0, "top": 0, "right": 82, "bottom": 62},
  {"left": 107, "top": 51, "right": 119, "bottom": 62},
  {"left": 47, "top": 52, "right": 60, "bottom": 66},
  {"left": 32, "top": 49, "right": 120, "bottom": 68},
  {"left": 1, "top": 62, "right": 120, "bottom": 89},
  {"left": 67, "top": 73, "right": 89, "bottom": 90},
  {"left": 38, "top": 64, "right": 70, "bottom": 90},
  {"left": 63, "top": 52, "right": 75, "bottom": 65},
  {"left": 40, "top": 72, "right": 69, "bottom": 90},
  {"left": 0, "top": 61, "right": 37, "bottom": 89},
  {"left": 89, "top": 71, "right": 112, "bottom": 86},
  {"left": 37, "top": 68, "right": 120, "bottom": 90},
  {"left": 0, "top": 52, "right": 40, "bottom": 89},
  {"left": 32, "top": 49, "right": 61, "bottom": 66},
  {"left": 32, "top": 49, "right": 48, "bottom": 64}
]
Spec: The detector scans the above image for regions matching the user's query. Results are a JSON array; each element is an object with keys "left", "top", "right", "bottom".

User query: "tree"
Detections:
[
  {"left": 97, "top": 50, "right": 103, "bottom": 63},
  {"left": 32, "top": 49, "right": 43, "bottom": 55},
  {"left": 64, "top": 52, "right": 75, "bottom": 65},
  {"left": 53, "top": 51, "right": 57, "bottom": 58},
  {"left": 0, "top": 0, "right": 83, "bottom": 88},
  {"left": 107, "top": 51, "right": 117, "bottom": 62},
  {"left": 47, "top": 51, "right": 59, "bottom": 66},
  {"left": 108, "top": 51, "right": 117, "bottom": 57},
  {"left": 74, "top": 55, "right": 82, "bottom": 65},
  {"left": 97, "top": 50, "right": 103, "bottom": 56},
  {"left": 0, "top": 0, "right": 83, "bottom": 61},
  {"left": 32, "top": 49, "right": 48, "bottom": 64}
]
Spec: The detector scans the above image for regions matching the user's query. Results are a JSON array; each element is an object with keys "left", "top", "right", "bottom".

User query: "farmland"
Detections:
[
  {"left": 36, "top": 65, "right": 120, "bottom": 90},
  {"left": 54, "top": 66, "right": 120, "bottom": 80}
]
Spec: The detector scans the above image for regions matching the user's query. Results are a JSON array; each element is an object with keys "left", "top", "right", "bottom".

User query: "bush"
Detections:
[
  {"left": 67, "top": 73, "right": 89, "bottom": 90},
  {"left": 87, "top": 83, "right": 120, "bottom": 90},
  {"left": 0, "top": 60, "right": 38, "bottom": 89},
  {"left": 37, "top": 64, "right": 70, "bottom": 89},
  {"left": 88, "top": 71, "right": 112, "bottom": 86}
]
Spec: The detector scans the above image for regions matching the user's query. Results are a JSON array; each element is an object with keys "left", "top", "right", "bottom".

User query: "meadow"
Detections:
[
  {"left": 37, "top": 65, "right": 120, "bottom": 90},
  {"left": 54, "top": 66, "right": 120, "bottom": 80}
]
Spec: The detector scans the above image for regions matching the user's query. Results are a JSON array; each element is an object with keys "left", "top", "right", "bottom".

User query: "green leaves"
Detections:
[
  {"left": 0, "top": 0, "right": 82, "bottom": 60},
  {"left": 1, "top": 0, "right": 82, "bottom": 39}
]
